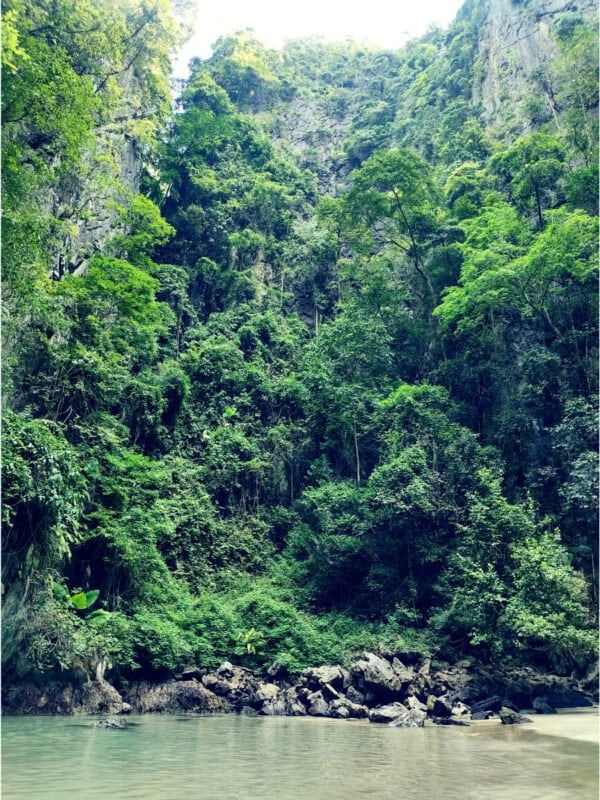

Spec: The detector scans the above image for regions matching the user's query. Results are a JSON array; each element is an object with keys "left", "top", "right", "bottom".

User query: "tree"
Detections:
[
  {"left": 491, "top": 134, "right": 567, "bottom": 228},
  {"left": 342, "top": 148, "right": 439, "bottom": 303}
]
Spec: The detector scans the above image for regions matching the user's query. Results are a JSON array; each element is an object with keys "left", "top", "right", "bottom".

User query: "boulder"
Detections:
[
  {"left": 493, "top": 668, "right": 593, "bottom": 710},
  {"left": 388, "top": 708, "right": 427, "bottom": 728},
  {"left": 500, "top": 707, "right": 532, "bottom": 725},
  {"left": 123, "top": 680, "right": 230, "bottom": 714},
  {"left": 306, "top": 690, "right": 329, "bottom": 717},
  {"left": 471, "top": 710, "right": 494, "bottom": 721},
  {"left": 392, "top": 658, "right": 416, "bottom": 685},
  {"left": 176, "top": 667, "right": 206, "bottom": 682},
  {"left": 321, "top": 682, "right": 341, "bottom": 702},
  {"left": 380, "top": 648, "right": 423, "bottom": 667},
  {"left": 240, "top": 706, "right": 259, "bottom": 716},
  {"left": 532, "top": 696, "right": 557, "bottom": 715},
  {"left": 431, "top": 716, "right": 471, "bottom": 727},
  {"left": 261, "top": 688, "right": 306, "bottom": 717},
  {"left": 328, "top": 698, "right": 368, "bottom": 719},
  {"left": 544, "top": 689, "right": 593, "bottom": 709},
  {"left": 451, "top": 701, "right": 471, "bottom": 717},
  {"left": 418, "top": 658, "right": 432, "bottom": 676},
  {"left": 406, "top": 695, "right": 427, "bottom": 713},
  {"left": 406, "top": 674, "right": 434, "bottom": 702},
  {"left": 346, "top": 686, "right": 365, "bottom": 705},
  {"left": 301, "top": 666, "right": 345, "bottom": 692},
  {"left": 350, "top": 653, "right": 404, "bottom": 701},
  {"left": 93, "top": 719, "right": 126, "bottom": 729},
  {"left": 2, "top": 679, "right": 124, "bottom": 716},
  {"left": 427, "top": 694, "right": 453, "bottom": 718},
  {"left": 470, "top": 695, "right": 503, "bottom": 716},
  {"left": 79, "top": 680, "right": 124, "bottom": 715},
  {"left": 202, "top": 664, "right": 262, "bottom": 709},
  {"left": 255, "top": 683, "right": 279, "bottom": 703},
  {"left": 328, "top": 702, "right": 350, "bottom": 719},
  {"left": 120, "top": 703, "right": 132, "bottom": 715},
  {"left": 264, "top": 662, "right": 290, "bottom": 682},
  {"left": 368, "top": 703, "right": 407, "bottom": 723}
]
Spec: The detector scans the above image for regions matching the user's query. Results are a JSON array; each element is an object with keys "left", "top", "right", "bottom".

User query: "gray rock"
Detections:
[
  {"left": 301, "top": 666, "right": 345, "bottom": 691},
  {"left": 392, "top": 658, "right": 416, "bottom": 685},
  {"left": 93, "top": 719, "right": 126, "bottom": 729},
  {"left": 177, "top": 667, "right": 205, "bottom": 682},
  {"left": 388, "top": 708, "right": 427, "bottom": 728},
  {"left": 307, "top": 690, "right": 329, "bottom": 717},
  {"left": 532, "top": 696, "right": 557, "bottom": 715},
  {"left": 406, "top": 695, "right": 427, "bottom": 713},
  {"left": 240, "top": 706, "right": 258, "bottom": 716},
  {"left": 381, "top": 648, "right": 422, "bottom": 666},
  {"left": 500, "top": 707, "right": 532, "bottom": 725},
  {"left": 346, "top": 686, "right": 365, "bottom": 705},
  {"left": 427, "top": 694, "right": 453, "bottom": 718},
  {"left": 203, "top": 665, "right": 262, "bottom": 709},
  {"left": 120, "top": 703, "right": 132, "bottom": 714},
  {"left": 255, "top": 683, "right": 279, "bottom": 703},
  {"left": 431, "top": 716, "right": 471, "bottom": 727},
  {"left": 80, "top": 680, "right": 124, "bottom": 715},
  {"left": 470, "top": 695, "right": 503, "bottom": 716},
  {"left": 265, "top": 662, "right": 290, "bottom": 682},
  {"left": 369, "top": 703, "right": 407, "bottom": 723},
  {"left": 123, "top": 680, "right": 230, "bottom": 714},
  {"left": 216, "top": 661, "right": 235, "bottom": 678},
  {"left": 328, "top": 702, "right": 350, "bottom": 719},
  {"left": 262, "top": 688, "right": 306, "bottom": 717},
  {"left": 328, "top": 698, "right": 368, "bottom": 719},
  {"left": 418, "top": 658, "right": 432, "bottom": 676},
  {"left": 451, "top": 701, "right": 471, "bottom": 718},
  {"left": 1, "top": 679, "right": 124, "bottom": 716},
  {"left": 350, "top": 653, "right": 403, "bottom": 701},
  {"left": 321, "top": 682, "right": 341, "bottom": 701}
]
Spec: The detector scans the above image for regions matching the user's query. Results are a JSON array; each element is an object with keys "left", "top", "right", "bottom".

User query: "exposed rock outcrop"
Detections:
[
  {"left": 2, "top": 679, "right": 124, "bottom": 716},
  {"left": 470, "top": 0, "right": 597, "bottom": 126},
  {"left": 3, "top": 653, "right": 595, "bottom": 722},
  {"left": 122, "top": 680, "right": 230, "bottom": 714},
  {"left": 500, "top": 707, "right": 533, "bottom": 725}
]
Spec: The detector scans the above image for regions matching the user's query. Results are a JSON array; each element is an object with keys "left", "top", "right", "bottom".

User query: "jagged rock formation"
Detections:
[{"left": 470, "top": 0, "right": 597, "bottom": 125}]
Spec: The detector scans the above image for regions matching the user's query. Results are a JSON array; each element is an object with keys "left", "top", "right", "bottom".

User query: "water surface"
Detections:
[{"left": 2, "top": 708, "right": 598, "bottom": 799}]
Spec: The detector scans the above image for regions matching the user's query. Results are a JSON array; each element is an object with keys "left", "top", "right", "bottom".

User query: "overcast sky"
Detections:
[{"left": 174, "top": 0, "right": 465, "bottom": 77}]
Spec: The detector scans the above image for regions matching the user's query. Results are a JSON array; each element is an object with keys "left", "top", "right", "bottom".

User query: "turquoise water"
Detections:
[{"left": 2, "top": 708, "right": 598, "bottom": 799}]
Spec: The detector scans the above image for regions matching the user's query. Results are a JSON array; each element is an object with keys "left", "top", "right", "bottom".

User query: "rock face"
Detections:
[
  {"left": 2, "top": 679, "right": 124, "bottom": 716},
  {"left": 470, "top": 0, "right": 597, "bottom": 126},
  {"left": 369, "top": 703, "right": 407, "bottom": 723},
  {"left": 93, "top": 719, "right": 127, "bottom": 729},
  {"left": 532, "top": 696, "right": 557, "bottom": 714},
  {"left": 3, "top": 654, "right": 595, "bottom": 722},
  {"left": 350, "top": 652, "right": 408, "bottom": 702},
  {"left": 500, "top": 707, "right": 533, "bottom": 725},
  {"left": 122, "top": 680, "right": 231, "bottom": 714},
  {"left": 388, "top": 708, "right": 427, "bottom": 728},
  {"left": 202, "top": 662, "right": 262, "bottom": 709}
]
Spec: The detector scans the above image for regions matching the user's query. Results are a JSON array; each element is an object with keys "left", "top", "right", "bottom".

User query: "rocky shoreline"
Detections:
[{"left": 3, "top": 651, "right": 596, "bottom": 726}]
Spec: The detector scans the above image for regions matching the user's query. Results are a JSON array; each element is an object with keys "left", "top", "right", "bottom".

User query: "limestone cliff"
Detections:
[{"left": 469, "top": 0, "right": 597, "bottom": 126}]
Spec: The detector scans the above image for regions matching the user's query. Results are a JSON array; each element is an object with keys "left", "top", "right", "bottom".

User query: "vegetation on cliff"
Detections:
[{"left": 2, "top": 0, "right": 598, "bottom": 684}]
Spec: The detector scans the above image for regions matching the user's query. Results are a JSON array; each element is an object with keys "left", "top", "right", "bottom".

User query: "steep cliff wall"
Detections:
[
  {"left": 470, "top": 0, "right": 597, "bottom": 127},
  {"left": 49, "top": 70, "right": 145, "bottom": 278}
]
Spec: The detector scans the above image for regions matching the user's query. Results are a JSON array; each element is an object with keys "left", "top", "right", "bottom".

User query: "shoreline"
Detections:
[{"left": 3, "top": 652, "right": 596, "bottom": 726}]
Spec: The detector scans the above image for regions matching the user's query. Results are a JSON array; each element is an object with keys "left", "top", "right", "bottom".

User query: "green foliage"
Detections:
[
  {"left": 490, "top": 134, "right": 566, "bottom": 227},
  {"left": 3, "top": 8, "right": 597, "bottom": 684},
  {"left": 69, "top": 590, "right": 100, "bottom": 611}
]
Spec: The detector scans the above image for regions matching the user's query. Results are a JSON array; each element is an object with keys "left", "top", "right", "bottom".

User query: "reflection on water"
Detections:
[{"left": 2, "top": 708, "right": 598, "bottom": 800}]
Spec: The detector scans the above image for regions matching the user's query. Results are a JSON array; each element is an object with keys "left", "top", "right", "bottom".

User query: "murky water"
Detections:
[{"left": 2, "top": 708, "right": 598, "bottom": 799}]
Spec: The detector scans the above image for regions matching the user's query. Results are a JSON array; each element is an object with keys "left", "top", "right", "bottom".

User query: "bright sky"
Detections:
[{"left": 174, "top": 0, "right": 465, "bottom": 77}]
